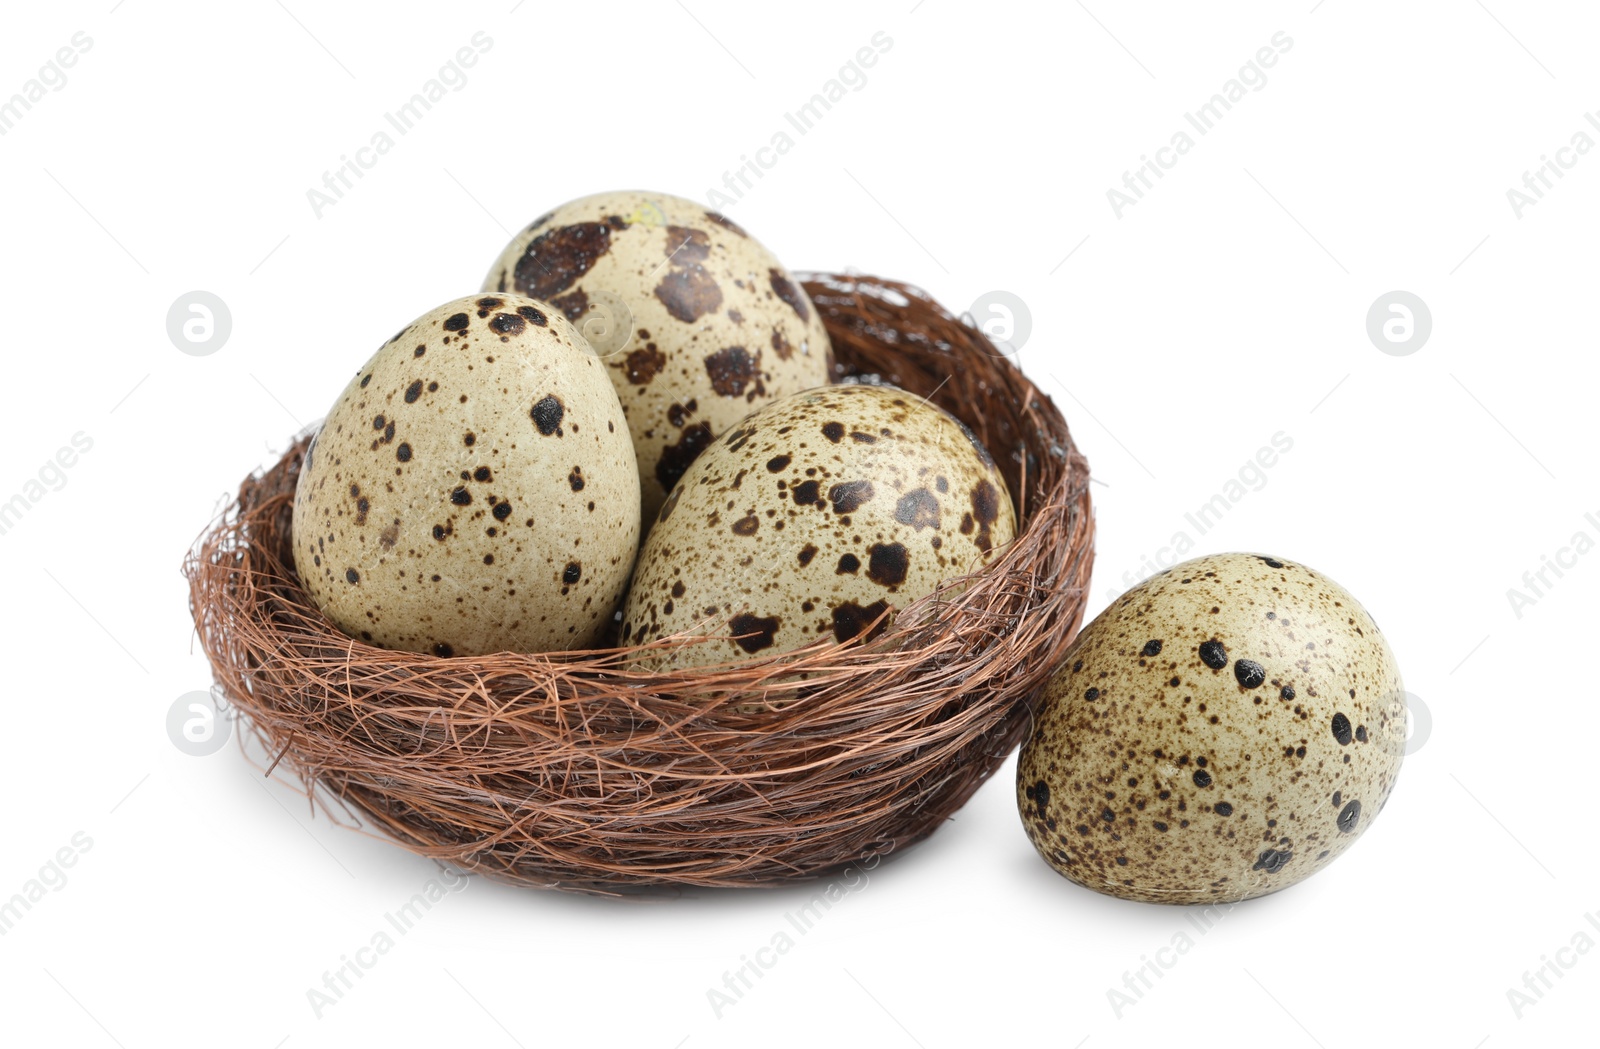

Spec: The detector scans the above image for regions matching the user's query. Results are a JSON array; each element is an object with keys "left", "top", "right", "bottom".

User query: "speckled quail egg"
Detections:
[
  {"left": 620, "top": 383, "right": 1016, "bottom": 669},
  {"left": 290, "top": 293, "right": 640, "bottom": 656},
  {"left": 481, "top": 190, "right": 831, "bottom": 523},
  {"left": 1018, "top": 552, "right": 1405, "bottom": 904}
]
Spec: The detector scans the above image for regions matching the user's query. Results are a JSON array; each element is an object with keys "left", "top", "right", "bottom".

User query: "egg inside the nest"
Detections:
[
  {"left": 620, "top": 383, "right": 1017, "bottom": 670},
  {"left": 481, "top": 190, "right": 832, "bottom": 523},
  {"left": 290, "top": 293, "right": 640, "bottom": 656},
  {"left": 1017, "top": 552, "right": 1405, "bottom": 904}
]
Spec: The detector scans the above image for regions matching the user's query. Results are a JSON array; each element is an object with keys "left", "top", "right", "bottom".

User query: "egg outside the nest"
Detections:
[
  {"left": 619, "top": 383, "right": 1017, "bottom": 671},
  {"left": 1017, "top": 552, "right": 1405, "bottom": 905},
  {"left": 290, "top": 293, "right": 640, "bottom": 657}
]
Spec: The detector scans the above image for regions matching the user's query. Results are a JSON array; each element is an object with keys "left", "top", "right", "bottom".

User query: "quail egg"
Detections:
[
  {"left": 1018, "top": 552, "right": 1405, "bottom": 904},
  {"left": 481, "top": 190, "right": 831, "bottom": 522},
  {"left": 291, "top": 293, "right": 640, "bottom": 656},
  {"left": 620, "top": 383, "right": 1016, "bottom": 669}
]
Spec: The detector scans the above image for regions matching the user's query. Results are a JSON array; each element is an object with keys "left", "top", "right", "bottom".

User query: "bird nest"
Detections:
[{"left": 185, "top": 272, "right": 1094, "bottom": 891}]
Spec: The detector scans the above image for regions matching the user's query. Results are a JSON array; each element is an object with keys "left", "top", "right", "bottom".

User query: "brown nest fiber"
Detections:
[{"left": 186, "top": 272, "right": 1093, "bottom": 891}]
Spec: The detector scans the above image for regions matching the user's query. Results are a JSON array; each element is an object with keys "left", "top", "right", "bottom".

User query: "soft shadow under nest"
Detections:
[{"left": 185, "top": 272, "right": 1094, "bottom": 892}]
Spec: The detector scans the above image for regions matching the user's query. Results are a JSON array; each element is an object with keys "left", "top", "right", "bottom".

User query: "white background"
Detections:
[{"left": 2, "top": 1, "right": 1595, "bottom": 1045}]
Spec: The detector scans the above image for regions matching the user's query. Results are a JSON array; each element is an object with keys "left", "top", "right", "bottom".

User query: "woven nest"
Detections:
[{"left": 185, "top": 272, "right": 1093, "bottom": 891}]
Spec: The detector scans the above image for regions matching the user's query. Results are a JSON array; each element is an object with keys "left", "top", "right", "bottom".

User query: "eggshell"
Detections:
[
  {"left": 620, "top": 383, "right": 1016, "bottom": 669},
  {"left": 481, "top": 190, "right": 831, "bottom": 522},
  {"left": 1018, "top": 552, "right": 1405, "bottom": 904},
  {"left": 291, "top": 294, "right": 640, "bottom": 656}
]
